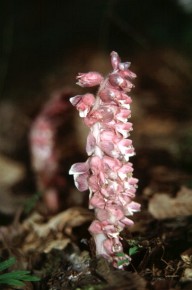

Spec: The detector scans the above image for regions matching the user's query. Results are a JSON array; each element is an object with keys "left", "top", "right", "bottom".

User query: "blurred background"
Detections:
[
  {"left": 0, "top": 0, "right": 192, "bottom": 216},
  {"left": 0, "top": 0, "right": 192, "bottom": 99}
]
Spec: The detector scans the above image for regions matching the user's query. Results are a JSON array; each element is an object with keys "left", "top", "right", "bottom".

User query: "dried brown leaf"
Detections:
[
  {"left": 23, "top": 207, "right": 93, "bottom": 236},
  {"left": 21, "top": 207, "right": 93, "bottom": 253},
  {"left": 148, "top": 186, "right": 192, "bottom": 219},
  {"left": 181, "top": 248, "right": 192, "bottom": 266}
]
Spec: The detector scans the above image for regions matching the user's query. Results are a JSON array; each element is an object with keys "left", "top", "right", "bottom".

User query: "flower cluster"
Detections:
[{"left": 69, "top": 52, "right": 140, "bottom": 268}]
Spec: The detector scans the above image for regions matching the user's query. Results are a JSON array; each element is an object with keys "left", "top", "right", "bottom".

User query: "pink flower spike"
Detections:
[
  {"left": 69, "top": 51, "right": 140, "bottom": 268},
  {"left": 76, "top": 72, "right": 104, "bottom": 87}
]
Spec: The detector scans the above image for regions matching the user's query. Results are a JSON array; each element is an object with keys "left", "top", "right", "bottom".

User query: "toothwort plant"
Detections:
[{"left": 69, "top": 52, "right": 140, "bottom": 268}]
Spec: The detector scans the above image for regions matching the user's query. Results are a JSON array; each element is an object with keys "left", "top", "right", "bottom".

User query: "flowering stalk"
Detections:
[
  {"left": 30, "top": 90, "right": 73, "bottom": 213},
  {"left": 69, "top": 52, "right": 140, "bottom": 268}
]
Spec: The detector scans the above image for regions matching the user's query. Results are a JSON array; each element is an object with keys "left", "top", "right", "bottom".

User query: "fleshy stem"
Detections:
[{"left": 69, "top": 51, "right": 140, "bottom": 268}]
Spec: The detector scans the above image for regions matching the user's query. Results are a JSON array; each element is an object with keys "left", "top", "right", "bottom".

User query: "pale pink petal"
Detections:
[
  {"left": 99, "top": 88, "right": 122, "bottom": 103},
  {"left": 107, "top": 205, "right": 124, "bottom": 221},
  {"left": 89, "top": 175, "right": 100, "bottom": 192},
  {"left": 76, "top": 72, "right": 104, "bottom": 87},
  {"left": 111, "top": 51, "right": 120, "bottom": 70},
  {"left": 116, "top": 109, "right": 131, "bottom": 123},
  {"left": 88, "top": 107, "right": 114, "bottom": 123},
  {"left": 74, "top": 172, "right": 89, "bottom": 191},
  {"left": 99, "top": 141, "right": 114, "bottom": 156},
  {"left": 69, "top": 161, "right": 89, "bottom": 175},
  {"left": 100, "top": 129, "right": 116, "bottom": 142},
  {"left": 117, "top": 92, "right": 132, "bottom": 102},
  {"left": 82, "top": 93, "right": 95, "bottom": 105},
  {"left": 116, "top": 122, "right": 132, "bottom": 138},
  {"left": 89, "top": 156, "right": 102, "bottom": 173},
  {"left": 88, "top": 220, "right": 103, "bottom": 234},
  {"left": 96, "top": 208, "right": 109, "bottom": 222},
  {"left": 69, "top": 95, "right": 82, "bottom": 106},
  {"left": 119, "top": 69, "right": 136, "bottom": 79},
  {"left": 120, "top": 217, "right": 134, "bottom": 226},
  {"left": 89, "top": 193, "right": 106, "bottom": 209},
  {"left": 86, "top": 132, "right": 96, "bottom": 155},
  {"left": 129, "top": 177, "right": 139, "bottom": 185},
  {"left": 125, "top": 201, "right": 141, "bottom": 215},
  {"left": 109, "top": 73, "right": 127, "bottom": 88},
  {"left": 73, "top": 93, "right": 95, "bottom": 117}
]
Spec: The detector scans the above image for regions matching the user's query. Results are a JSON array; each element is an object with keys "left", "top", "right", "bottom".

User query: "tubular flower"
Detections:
[{"left": 69, "top": 51, "right": 140, "bottom": 268}]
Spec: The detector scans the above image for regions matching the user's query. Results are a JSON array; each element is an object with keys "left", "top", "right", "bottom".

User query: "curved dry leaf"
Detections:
[
  {"left": 23, "top": 207, "right": 93, "bottom": 237},
  {"left": 21, "top": 207, "right": 93, "bottom": 254},
  {"left": 148, "top": 186, "right": 192, "bottom": 219},
  {"left": 181, "top": 248, "right": 192, "bottom": 265},
  {"left": 43, "top": 238, "right": 70, "bottom": 253}
]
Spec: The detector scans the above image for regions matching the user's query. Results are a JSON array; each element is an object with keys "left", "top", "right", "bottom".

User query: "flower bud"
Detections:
[
  {"left": 111, "top": 51, "right": 120, "bottom": 70},
  {"left": 76, "top": 72, "right": 104, "bottom": 87}
]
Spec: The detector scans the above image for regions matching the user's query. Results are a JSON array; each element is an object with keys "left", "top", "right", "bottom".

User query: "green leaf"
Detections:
[
  {"left": 117, "top": 258, "right": 129, "bottom": 267},
  {"left": 0, "top": 271, "right": 40, "bottom": 286},
  {"left": 115, "top": 252, "right": 125, "bottom": 257},
  {"left": 0, "top": 278, "right": 25, "bottom": 287},
  {"left": 129, "top": 245, "right": 139, "bottom": 256},
  {"left": 0, "top": 257, "right": 16, "bottom": 272},
  {"left": 0, "top": 260, "right": 40, "bottom": 286}
]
